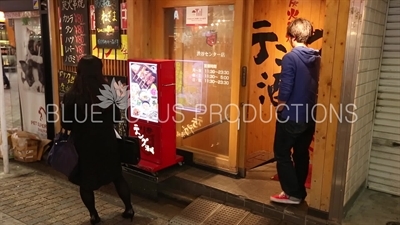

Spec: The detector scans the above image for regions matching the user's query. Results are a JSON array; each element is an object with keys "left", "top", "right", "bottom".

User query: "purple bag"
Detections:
[{"left": 47, "top": 129, "right": 78, "bottom": 177}]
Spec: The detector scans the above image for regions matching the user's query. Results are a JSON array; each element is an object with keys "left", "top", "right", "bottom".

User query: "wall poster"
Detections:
[
  {"left": 186, "top": 6, "right": 208, "bottom": 25},
  {"left": 94, "top": 0, "right": 121, "bottom": 49}
]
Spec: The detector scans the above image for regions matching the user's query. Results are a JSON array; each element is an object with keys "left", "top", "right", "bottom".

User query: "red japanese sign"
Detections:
[
  {"left": 287, "top": 0, "right": 300, "bottom": 26},
  {"left": 287, "top": 0, "right": 300, "bottom": 41},
  {"left": 288, "top": 0, "right": 299, "bottom": 8},
  {"left": 90, "top": 5, "right": 95, "bottom": 31},
  {"left": 121, "top": 2, "right": 127, "bottom": 30},
  {"left": 58, "top": 7, "right": 61, "bottom": 30}
]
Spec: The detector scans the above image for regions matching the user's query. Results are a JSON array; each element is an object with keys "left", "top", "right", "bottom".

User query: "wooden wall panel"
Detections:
[
  {"left": 309, "top": 0, "right": 351, "bottom": 212},
  {"left": 246, "top": 0, "right": 325, "bottom": 168},
  {"left": 128, "top": 0, "right": 151, "bottom": 59}
]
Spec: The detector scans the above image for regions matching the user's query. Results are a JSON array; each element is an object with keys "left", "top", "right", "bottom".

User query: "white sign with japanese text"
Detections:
[{"left": 186, "top": 6, "right": 208, "bottom": 26}]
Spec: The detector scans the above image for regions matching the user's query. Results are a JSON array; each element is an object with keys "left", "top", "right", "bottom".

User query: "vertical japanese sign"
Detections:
[
  {"left": 58, "top": 7, "right": 61, "bottom": 30},
  {"left": 60, "top": 0, "right": 90, "bottom": 66},
  {"left": 90, "top": 4, "right": 95, "bottom": 31},
  {"left": 252, "top": 20, "right": 286, "bottom": 106},
  {"left": 120, "top": 2, "right": 127, "bottom": 30},
  {"left": 94, "top": 0, "right": 121, "bottom": 49},
  {"left": 287, "top": 0, "right": 300, "bottom": 25}
]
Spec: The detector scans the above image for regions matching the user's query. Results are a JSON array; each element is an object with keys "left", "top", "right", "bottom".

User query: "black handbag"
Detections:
[
  {"left": 117, "top": 137, "right": 140, "bottom": 165},
  {"left": 47, "top": 129, "right": 79, "bottom": 177}
]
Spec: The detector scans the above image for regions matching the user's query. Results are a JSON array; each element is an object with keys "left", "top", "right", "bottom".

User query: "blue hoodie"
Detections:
[{"left": 278, "top": 46, "right": 320, "bottom": 123}]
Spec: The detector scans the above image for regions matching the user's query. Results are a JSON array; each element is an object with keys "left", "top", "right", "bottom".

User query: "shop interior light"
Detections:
[{"left": 0, "top": 11, "right": 5, "bottom": 23}]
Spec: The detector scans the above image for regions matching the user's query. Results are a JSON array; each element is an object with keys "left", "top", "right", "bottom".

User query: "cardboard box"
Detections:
[
  {"left": 11, "top": 131, "right": 41, "bottom": 162},
  {"left": 10, "top": 131, "right": 52, "bottom": 162}
]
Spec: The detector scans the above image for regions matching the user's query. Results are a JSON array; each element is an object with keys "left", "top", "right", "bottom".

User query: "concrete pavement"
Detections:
[
  {"left": 2, "top": 159, "right": 398, "bottom": 225},
  {"left": 0, "top": 160, "right": 185, "bottom": 225}
]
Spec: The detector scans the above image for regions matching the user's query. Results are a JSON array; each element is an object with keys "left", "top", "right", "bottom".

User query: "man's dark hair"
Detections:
[{"left": 286, "top": 18, "right": 313, "bottom": 44}]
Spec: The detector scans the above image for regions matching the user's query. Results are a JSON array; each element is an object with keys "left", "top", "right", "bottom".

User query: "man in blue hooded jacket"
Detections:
[{"left": 270, "top": 18, "right": 320, "bottom": 204}]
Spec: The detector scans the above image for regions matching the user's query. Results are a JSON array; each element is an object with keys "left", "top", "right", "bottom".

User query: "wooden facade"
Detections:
[
  {"left": 47, "top": 0, "right": 351, "bottom": 214},
  {"left": 245, "top": 0, "right": 325, "bottom": 170}
]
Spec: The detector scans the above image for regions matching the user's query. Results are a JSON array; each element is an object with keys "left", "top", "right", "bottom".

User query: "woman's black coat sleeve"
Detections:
[{"left": 61, "top": 94, "right": 74, "bottom": 130}]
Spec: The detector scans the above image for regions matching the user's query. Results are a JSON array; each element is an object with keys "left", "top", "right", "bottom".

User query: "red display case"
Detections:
[{"left": 127, "top": 59, "right": 183, "bottom": 173}]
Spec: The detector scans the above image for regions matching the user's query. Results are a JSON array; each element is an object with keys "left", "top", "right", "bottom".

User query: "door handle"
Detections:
[
  {"left": 163, "top": 83, "right": 175, "bottom": 87},
  {"left": 241, "top": 66, "right": 247, "bottom": 87}
]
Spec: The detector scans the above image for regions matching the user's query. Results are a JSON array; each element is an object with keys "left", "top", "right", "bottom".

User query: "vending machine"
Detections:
[{"left": 127, "top": 59, "right": 183, "bottom": 173}]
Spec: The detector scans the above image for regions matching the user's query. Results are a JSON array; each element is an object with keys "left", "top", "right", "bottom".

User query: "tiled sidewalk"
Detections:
[{"left": 0, "top": 161, "right": 184, "bottom": 225}]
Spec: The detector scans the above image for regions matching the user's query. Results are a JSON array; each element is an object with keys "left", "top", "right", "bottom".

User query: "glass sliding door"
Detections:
[{"left": 155, "top": 1, "right": 243, "bottom": 173}]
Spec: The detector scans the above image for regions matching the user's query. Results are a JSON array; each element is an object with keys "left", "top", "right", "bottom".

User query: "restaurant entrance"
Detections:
[{"left": 152, "top": 0, "right": 245, "bottom": 174}]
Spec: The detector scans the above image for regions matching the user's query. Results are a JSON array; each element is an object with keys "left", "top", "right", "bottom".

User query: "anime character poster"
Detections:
[{"left": 14, "top": 18, "right": 47, "bottom": 139}]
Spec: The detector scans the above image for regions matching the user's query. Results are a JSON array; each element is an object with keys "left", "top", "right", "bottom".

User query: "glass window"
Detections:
[{"left": 165, "top": 5, "right": 235, "bottom": 156}]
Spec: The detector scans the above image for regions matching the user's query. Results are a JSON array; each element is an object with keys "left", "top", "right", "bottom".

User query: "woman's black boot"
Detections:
[
  {"left": 122, "top": 208, "right": 134, "bottom": 222},
  {"left": 90, "top": 213, "right": 101, "bottom": 225}
]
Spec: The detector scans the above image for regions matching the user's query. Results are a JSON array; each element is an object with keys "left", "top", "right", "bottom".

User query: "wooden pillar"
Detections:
[
  {"left": 309, "top": 0, "right": 351, "bottom": 212},
  {"left": 47, "top": 0, "right": 61, "bottom": 133},
  {"left": 127, "top": 0, "right": 151, "bottom": 59},
  {"left": 238, "top": 0, "right": 254, "bottom": 177}
]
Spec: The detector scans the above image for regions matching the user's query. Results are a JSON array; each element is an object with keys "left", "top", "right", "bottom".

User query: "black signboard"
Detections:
[
  {"left": 94, "top": 0, "right": 121, "bottom": 49},
  {"left": 60, "top": 0, "right": 90, "bottom": 66},
  {"left": 58, "top": 70, "right": 77, "bottom": 101}
]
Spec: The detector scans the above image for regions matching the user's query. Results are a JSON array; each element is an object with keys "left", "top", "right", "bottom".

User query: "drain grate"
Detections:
[
  {"left": 239, "top": 213, "right": 280, "bottom": 225},
  {"left": 387, "top": 222, "right": 400, "bottom": 225},
  {"left": 202, "top": 205, "right": 249, "bottom": 225},
  {"left": 169, "top": 198, "right": 221, "bottom": 225}
]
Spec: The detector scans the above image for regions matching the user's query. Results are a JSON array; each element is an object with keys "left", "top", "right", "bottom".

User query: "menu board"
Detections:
[
  {"left": 60, "top": 0, "right": 90, "bottom": 66},
  {"left": 94, "top": 0, "right": 121, "bottom": 49},
  {"left": 129, "top": 61, "right": 158, "bottom": 123},
  {"left": 58, "top": 70, "right": 77, "bottom": 101}
]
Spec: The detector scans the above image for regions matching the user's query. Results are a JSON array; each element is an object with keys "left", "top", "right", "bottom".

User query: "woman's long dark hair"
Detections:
[{"left": 66, "top": 55, "right": 107, "bottom": 106}]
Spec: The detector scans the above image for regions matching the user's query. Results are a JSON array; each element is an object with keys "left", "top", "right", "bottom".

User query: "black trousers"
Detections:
[
  {"left": 273, "top": 115, "right": 315, "bottom": 199},
  {"left": 3, "top": 73, "right": 10, "bottom": 87}
]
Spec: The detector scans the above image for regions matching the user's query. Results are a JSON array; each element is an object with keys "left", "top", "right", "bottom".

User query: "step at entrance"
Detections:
[{"left": 169, "top": 197, "right": 279, "bottom": 225}]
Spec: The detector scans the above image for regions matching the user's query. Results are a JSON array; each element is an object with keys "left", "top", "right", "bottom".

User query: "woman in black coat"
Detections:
[{"left": 61, "top": 55, "right": 134, "bottom": 224}]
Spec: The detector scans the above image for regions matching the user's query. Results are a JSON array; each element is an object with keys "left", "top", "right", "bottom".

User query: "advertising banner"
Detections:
[{"left": 14, "top": 18, "right": 47, "bottom": 139}]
